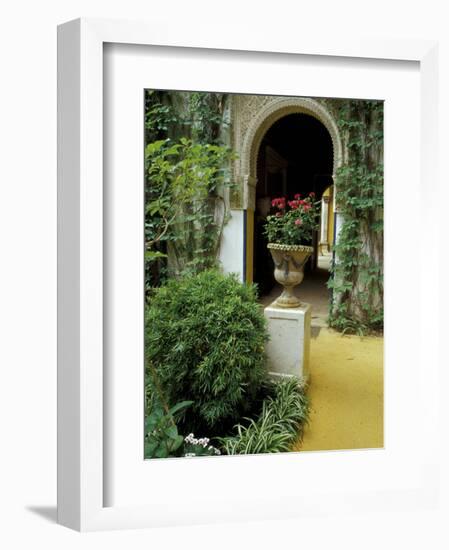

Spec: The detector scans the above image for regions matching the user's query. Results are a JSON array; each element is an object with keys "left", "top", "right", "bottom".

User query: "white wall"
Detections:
[{"left": 219, "top": 209, "right": 245, "bottom": 280}]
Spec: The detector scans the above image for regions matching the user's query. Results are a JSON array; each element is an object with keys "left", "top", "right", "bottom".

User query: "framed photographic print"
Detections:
[{"left": 58, "top": 18, "right": 440, "bottom": 531}]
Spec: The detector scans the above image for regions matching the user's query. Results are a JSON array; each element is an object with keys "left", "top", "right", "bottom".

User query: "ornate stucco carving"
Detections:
[{"left": 229, "top": 95, "right": 342, "bottom": 211}]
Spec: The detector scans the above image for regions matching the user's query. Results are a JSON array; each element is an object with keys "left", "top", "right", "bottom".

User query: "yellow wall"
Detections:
[
  {"left": 328, "top": 188, "right": 334, "bottom": 246},
  {"left": 246, "top": 208, "right": 254, "bottom": 284},
  {"left": 323, "top": 186, "right": 335, "bottom": 247}
]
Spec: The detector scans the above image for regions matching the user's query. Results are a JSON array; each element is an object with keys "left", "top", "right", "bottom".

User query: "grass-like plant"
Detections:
[
  {"left": 145, "top": 270, "right": 268, "bottom": 433},
  {"left": 219, "top": 377, "right": 310, "bottom": 455}
]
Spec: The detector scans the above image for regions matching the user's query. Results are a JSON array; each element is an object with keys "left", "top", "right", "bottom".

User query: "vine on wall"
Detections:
[
  {"left": 325, "top": 99, "right": 384, "bottom": 334},
  {"left": 144, "top": 91, "right": 235, "bottom": 293}
]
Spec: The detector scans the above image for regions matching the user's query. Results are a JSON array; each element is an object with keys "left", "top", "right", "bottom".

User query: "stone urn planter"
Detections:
[{"left": 267, "top": 243, "right": 313, "bottom": 308}]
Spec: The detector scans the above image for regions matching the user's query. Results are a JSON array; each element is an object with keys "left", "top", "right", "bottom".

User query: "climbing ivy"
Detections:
[
  {"left": 325, "top": 99, "right": 384, "bottom": 334},
  {"left": 167, "top": 92, "right": 235, "bottom": 277},
  {"left": 144, "top": 90, "right": 235, "bottom": 292}
]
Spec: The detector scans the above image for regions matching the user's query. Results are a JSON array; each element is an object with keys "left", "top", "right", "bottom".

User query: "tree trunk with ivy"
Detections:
[
  {"left": 167, "top": 92, "right": 232, "bottom": 276},
  {"left": 144, "top": 91, "right": 233, "bottom": 293},
  {"left": 326, "top": 99, "right": 384, "bottom": 334}
]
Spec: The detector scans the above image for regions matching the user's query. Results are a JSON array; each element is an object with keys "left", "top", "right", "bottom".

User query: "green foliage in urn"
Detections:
[
  {"left": 263, "top": 193, "right": 319, "bottom": 246},
  {"left": 145, "top": 270, "right": 269, "bottom": 434}
]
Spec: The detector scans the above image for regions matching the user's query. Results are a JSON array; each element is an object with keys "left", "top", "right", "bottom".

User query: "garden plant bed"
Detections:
[{"left": 144, "top": 270, "right": 310, "bottom": 459}]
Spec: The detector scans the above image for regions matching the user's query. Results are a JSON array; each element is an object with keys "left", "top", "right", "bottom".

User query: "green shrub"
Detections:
[
  {"left": 219, "top": 377, "right": 310, "bottom": 455},
  {"left": 145, "top": 270, "right": 268, "bottom": 433}
]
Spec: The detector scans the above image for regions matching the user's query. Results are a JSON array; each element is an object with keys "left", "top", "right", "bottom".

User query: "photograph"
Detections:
[{"left": 143, "top": 90, "right": 384, "bottom": 459}]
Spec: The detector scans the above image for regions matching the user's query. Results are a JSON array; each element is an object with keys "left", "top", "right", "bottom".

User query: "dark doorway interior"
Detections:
[{"left": 253, "top": 113, "right": 333, "bottom": 298}]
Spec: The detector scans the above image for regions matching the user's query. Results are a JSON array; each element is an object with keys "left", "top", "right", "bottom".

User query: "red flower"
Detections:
[
  {"left": 294, "top": 193, "right": 301, "bottom": 200},
  {"left": 295, "top": 218, "right": 302, "bottom": 226},
  {"left": 303, "top": 203, "right": 311, "bottom": 211},
  {"left": 309, "top": 192, "right": 315, "bottom": 198},
  {"left": 272, "top": 197, "right": 286, "bottom": 209},
  {"left": 288, "top": 200, "right": 299, "bottom": 210}
]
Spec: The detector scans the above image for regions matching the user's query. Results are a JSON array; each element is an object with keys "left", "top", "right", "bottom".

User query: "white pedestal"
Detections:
[{"left": 264, "top": 301, "right": 311, "bottom": 381}]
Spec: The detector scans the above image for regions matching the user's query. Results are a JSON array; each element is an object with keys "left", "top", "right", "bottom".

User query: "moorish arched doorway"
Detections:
[
  {"left": 253, "top": 113, "right": 334, "bottom": 297},
  {"left": 236, "top": 96, "right": 342, "bottom": 288},
  {"left": 219, "top": 95, "right": 343, "bottom": 305},
  {"left": 235, "top": 96, "right": 342, "bottom": 286}
]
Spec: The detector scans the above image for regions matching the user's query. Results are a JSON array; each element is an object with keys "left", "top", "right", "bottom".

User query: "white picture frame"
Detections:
[{"left": 57, "top": 17, "right": 440, "bottom": 531}]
